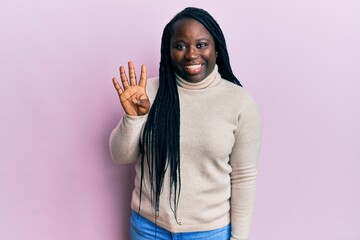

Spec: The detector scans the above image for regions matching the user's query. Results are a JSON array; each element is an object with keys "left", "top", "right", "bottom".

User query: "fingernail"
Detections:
[{"left": 132, "top": 99, "right": 140, "bottom": 105}]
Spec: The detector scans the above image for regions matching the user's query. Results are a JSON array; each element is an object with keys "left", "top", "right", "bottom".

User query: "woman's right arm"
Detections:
[
  {"left": 109, "top": 114, "right": 147, "bottom": 164},
  {"left": 109, "top": 62, "right": 150, "bottom": 164}
]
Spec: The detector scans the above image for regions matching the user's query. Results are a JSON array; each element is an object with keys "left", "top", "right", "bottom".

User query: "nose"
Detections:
[{"left": 185, "top": 45, "right": 198, "bottom": 60}]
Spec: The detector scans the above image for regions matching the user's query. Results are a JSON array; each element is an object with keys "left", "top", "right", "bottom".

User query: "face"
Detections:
[{"left": 170, "top": 18, "right": 217, "bottom": 83}]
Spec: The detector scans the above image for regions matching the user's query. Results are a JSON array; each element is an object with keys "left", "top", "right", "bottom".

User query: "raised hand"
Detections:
[{"left": 112, "top": 62, "right": 150, "bottom": 116}]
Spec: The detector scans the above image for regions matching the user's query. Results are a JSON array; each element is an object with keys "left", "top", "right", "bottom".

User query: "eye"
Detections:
[
  {"left": 173, "top": 43, "right": 186, "bottom": 50},
  {"left": 197, "top": 42, "right": 208, "bottom": 48}
]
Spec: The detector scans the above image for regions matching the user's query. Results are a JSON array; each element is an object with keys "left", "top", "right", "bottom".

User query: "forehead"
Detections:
[{"left": 171, "top": 18, "right": 213, "bottom": 40}]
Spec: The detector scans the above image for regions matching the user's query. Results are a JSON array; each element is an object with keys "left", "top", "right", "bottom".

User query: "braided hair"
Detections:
[{"left": 139, "top": 7, "right": 242, "bottom": 222}]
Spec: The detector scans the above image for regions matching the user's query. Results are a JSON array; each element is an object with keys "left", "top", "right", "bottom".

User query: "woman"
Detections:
[{"left": 110, "top": 7, "right": 261, "bottom": 240}]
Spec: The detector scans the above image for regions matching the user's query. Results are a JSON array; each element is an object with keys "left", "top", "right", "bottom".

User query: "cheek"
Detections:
[
  {"left": 207, "top": 50, "right": 217, "bottom": 63},
  {"left": 170, "top": 51, "right": 182, "bottom": 64}
]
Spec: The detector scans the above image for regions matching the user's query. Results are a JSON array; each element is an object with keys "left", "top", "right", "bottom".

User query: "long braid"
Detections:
[{"left": 138, "top": 7, "right": 242, "bottom": 223}]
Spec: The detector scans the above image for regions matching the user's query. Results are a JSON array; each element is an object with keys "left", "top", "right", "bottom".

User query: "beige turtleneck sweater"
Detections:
[{"left": 109, "top": 65, "right": 261, "bottom": 240}]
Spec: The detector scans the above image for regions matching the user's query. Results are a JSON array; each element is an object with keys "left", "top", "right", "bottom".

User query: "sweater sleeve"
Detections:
[
  {"left": 109, "top": 77, "right": 158, "bottom": 165},
  {"left": 229, "top": 93, "right": 262, "bottom": 240},
  {"left": 109, "top": 114, "right": 147, "bottom": 164}
]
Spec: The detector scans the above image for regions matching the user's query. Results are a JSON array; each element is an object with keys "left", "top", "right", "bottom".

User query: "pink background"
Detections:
[{"left": 1, "top": 0, "right": 359, "bottom": 239}]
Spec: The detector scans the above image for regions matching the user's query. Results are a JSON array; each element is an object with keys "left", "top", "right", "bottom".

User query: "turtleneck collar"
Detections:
[{"left": 175, "top": 64, "right": 221, "bottom": 90}]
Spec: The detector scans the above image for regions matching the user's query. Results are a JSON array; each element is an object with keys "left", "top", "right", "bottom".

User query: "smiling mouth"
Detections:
[{"left": 184, "top": 64, "right": 203, "bottom": 71}]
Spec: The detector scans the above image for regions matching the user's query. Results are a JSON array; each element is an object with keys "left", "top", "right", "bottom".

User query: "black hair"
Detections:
[{"left": 139, "top": 7, "right": 242, "bottom": 222}]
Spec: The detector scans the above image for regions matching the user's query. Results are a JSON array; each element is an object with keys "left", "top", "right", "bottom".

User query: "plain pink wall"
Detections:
[{"left": 1, "top": 0, "right": 359, "bottom": 239}]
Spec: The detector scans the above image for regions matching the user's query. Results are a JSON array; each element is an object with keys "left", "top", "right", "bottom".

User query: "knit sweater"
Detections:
[{"left": 109, "top": 65, "right": 261, "bottom": 240}]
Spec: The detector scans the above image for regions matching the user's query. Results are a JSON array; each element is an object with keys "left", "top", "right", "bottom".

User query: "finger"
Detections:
[
  {"left": 112, "top": 77, "right": 123, "bottom": 95},
  {"left": 131, "top": 98, "right": 150, "bottom": 110},
  {"left": 119, "top": 66, "right": 129, "bottom": 90},
  {"left": 128, "top": 61, "right": 137, "bottom": 86},
  {"left": 139, "top": 64, "right": 147, "bottom": 88}
]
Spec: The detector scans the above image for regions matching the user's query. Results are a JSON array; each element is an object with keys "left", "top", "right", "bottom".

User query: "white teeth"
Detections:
[{"left": 185, "top": 64, "right": 201, "bottom": 69}]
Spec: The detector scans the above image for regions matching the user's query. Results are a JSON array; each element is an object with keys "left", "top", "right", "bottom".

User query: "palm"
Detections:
[
  {"left": 119, "top": 85, "right": 148, "bottom": 116},
  {"left": 112, "top": 62, "right": 150, "bottom": 116}
]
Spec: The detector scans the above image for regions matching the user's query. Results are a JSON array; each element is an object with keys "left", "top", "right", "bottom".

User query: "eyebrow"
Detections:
[{"left": 171, "top": 38, "right": 211, "bottom": 43}]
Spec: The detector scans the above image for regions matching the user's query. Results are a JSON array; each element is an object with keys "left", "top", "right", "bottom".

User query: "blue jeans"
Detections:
[{"left": 130, "top": 210, "right": 231, "bottom": 240}]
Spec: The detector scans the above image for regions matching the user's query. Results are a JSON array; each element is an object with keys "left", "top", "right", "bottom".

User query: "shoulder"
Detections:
[
  {"left": 219, "top": 79, "right": 258, "bottom": 110},
  {"left": 219, "top": 80, "right": 261, "bottom": 132}
]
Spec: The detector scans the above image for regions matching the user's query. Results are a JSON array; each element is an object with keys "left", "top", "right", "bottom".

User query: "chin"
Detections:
[
  {"left": 181, "top": 76, "right": 199, "bottom": 83},
  {"left": 183, "top": 72, "right": 208, "bottom": 83}
]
